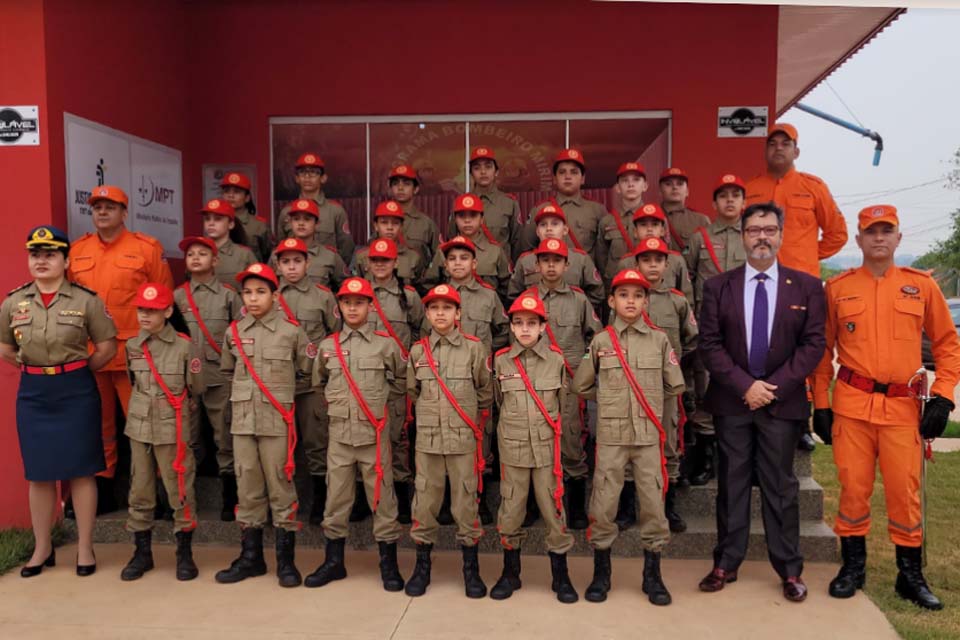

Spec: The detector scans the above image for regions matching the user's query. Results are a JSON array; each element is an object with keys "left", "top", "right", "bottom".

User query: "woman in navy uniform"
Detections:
[{"left": 0, "top": 226, "right": 117, "bottom": 577}]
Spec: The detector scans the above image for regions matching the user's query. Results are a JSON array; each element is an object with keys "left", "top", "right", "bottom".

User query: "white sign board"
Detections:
[
  {"left": 64, "top": 113, "right": 183, "bottom": 257},
  {"left": 717, "top": 106, "right": 769, "bottom": 138},
  {"left": 0, "top": 106, "right": 40, "bottom": 146},
  {"left": 202, "top": 163, "right": 257, "bottom": 204}
]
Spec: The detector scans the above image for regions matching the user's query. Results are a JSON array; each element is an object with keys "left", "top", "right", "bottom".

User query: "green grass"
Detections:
[
  {"left": 942, "top": 421, "right": 960, "bottom": 438},
  {"left": 813, "top": 447, "right": 960, "bottom": 639},
  {"left": 0, "top": 525, "right": 70, "bottom": 576}
]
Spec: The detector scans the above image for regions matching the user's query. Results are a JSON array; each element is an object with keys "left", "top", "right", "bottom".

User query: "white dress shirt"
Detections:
[{"left": 744, "top": 261, "right": 779, "bottom": 354}]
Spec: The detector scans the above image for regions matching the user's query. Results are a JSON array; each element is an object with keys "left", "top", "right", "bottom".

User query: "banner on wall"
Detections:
[{"left": 64, "top": 113, "right": 183, "bottom": 257}]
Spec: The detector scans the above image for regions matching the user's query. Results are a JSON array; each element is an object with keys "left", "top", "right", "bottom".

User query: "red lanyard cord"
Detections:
[
  {"left": 180, "top": 283, "right": 221, "bottom": 355},
  {"left": 512, "top": 354, "right": 564, "bottom": 516}
]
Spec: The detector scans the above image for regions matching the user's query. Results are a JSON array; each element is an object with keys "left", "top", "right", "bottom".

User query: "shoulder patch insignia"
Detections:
[
  {"left": 901, "top": 285, "right": 920, "bottom": 295},
  {"left": 306, "top": 342, "right": 319, "bottom": 359},
  {"left": 668, "top": 349, "right": 679, "bottom": 366},
  {"left": 189, "top": 357, "right": 202, "bottom": 374}
]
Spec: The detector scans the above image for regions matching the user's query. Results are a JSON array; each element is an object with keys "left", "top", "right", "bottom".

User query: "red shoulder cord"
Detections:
[
  {"left": 229, "top": 322, "right": 298, "bottom": 485},
  {"left": 480, "top": 222, "right": 497, "bottom": 245},
  {"left": 419, "top": 338, "right": 488, "bottom": 493},
  {"left": 332, "top": 332, "right": 389, "bottom": 509},
  {"left": 549, "top": 198, "right": 585, "bottom": 252},
  {"left": 369, "top": 291, "right": 415, "bottom": 432},
  {"left": 604, "top": 326, "right": 669, "bottom": 497},
  {"left": 512, "top": 354, "right": 564, "bottom": 516},
  {"left": 611, "top": 210, "right": 635, "bottom": 253},
  {"left": 276, "top": 293, "right": 300, "bottom": 325},
  {"left": 180, "top": 283, "right": 221, "bottom": 355},
  {"left": 697, "top": 227, "right": 722, "bottom": 274},
  {"left": 142, "top": 341, "right": 195, "bottom": 530},
  {"left": 668, "top": 220, "right": 685, "bottom": 250},
  {"left": 543, "top": 321, "right": 587, "bottom": 441}
]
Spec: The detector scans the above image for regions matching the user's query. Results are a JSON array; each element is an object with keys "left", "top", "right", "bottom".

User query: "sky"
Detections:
[{"left": 782, "top": 7, "right": 960, "bottom": 261}]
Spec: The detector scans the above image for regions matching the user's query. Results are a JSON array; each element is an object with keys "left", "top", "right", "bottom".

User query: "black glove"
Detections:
[
  {"left": 920, "top": 395, "right": 955, "bottom": 440},
  {"left": 682, "top": 390, "right": 697, "bottom": 416},
  {"left": 812, "top": 409, "right": 833, "bottom": 445}
]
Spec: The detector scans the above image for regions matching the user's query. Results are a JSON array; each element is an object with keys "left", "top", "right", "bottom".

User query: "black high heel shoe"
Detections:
[
  {"left": 20, "top": 549, "right": 56, "bottom": 578},
  {"left": 76, "top": 551, "right": 96, "bottom": 577}
]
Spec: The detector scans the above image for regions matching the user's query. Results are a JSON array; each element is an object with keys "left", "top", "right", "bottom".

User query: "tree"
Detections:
[{"left": 911, "top": 147, "right": 960, "bottom": 295}]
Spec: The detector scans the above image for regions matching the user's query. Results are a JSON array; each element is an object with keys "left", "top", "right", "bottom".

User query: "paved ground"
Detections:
[{"left": 0, "top": 544, "right": 898, "bottom": 640}]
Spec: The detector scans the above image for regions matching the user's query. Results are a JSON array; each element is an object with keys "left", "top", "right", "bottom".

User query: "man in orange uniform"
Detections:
[
  {"left": 69, "top": 186, "right": 174, "bottom": 512},
  {"left": 813, "top": 205, "right": 960, "bottom": 610},
  {"left": 745, "top": 123, "right": 848, "bottom": 278}
]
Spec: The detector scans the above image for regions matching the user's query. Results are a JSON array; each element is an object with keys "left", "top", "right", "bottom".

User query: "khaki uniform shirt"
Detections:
[
  {"left": 235, "top": 208, "right": 274, "bottom": 263},
  {"left": 600, "top": 207, "right": 640, "bottom": 283},
  {"left": 214, "top": 238, "right": 257, "bottom": 288},
  {"left": 125, "top": 324, "right": 205, "bottom": 445},
  {"left": 407, "top": 329, "right": 493, "bottom": 455},
  {"left": 522, "top": 195, "right": 609, "bottom": 272},
  {"left": 494, "top": 338, "right": 568, "bottom": 468},
  {"left": 529, "top": 282, "right": 603, "bottom": 365},
  {"left": 279, "top": 193, "right": 356, "bottom": 264},
  {"left": 425, "top": 233, "right": 512, "bottom": 300},
  {"left": 279, "top": 278, "right": 340, "bottom": 393},
  {"left": 174, "top": 279, "right": 243, "bottom": 387},
  {"left": 269, "top": 241, "right": 348, "bottom": 290},
  {"left": 0, "top": 280, "right": 116, "bottom": 365},
  {"left": 572, "top": 316, "right": 685, "bottom": 446},
  {"left": 401, "top": 205, "right": 440, "bottom": 267},
  {"left": 313, "top": 324, "right": 406, "bottom": 447},
  {"left": 445, "top": 187, "right": 522, "bottom": 258},
  {"left": 646, "top": 285, "right": 699, "bottom": 358},
  {"left": 220, "top": 306, "right": 313, "bottom": 436},
  {"left": 353, "top": 240, "right": 425, "bottom": 286},
  {"left": 366, "top": 277, "right": 427, "bottom": 353},
  {"left": 509, "top": 248, "right": 605, "bottom": 309},
  {"left": 617, "top": 250, "right": 694, "bottom": 306},
  {"left": 683, "top": 220, "right": 745, "bottom": 315},
  {"left": 664, "top": 206, "right": 710, "bottom": 252},
  {"left": 447, "top": 278, "right": 509, "bottom": 354}
]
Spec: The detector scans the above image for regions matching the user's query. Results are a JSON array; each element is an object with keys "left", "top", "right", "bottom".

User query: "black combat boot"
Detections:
[
  {"left": 478, "top": 484, "right": 494, "bottom": 526},
  {"left": 829, "top": 536, "right": 866, "bottom": 598},
  {"left": 395, "top": 482, "right": 412, "bottom": 525},
  {"left": 377, "top": 541, "right": 405, "bottom": 592},
  {"left": 461, "top": 545, "right": 487, "bottom": 598},
  {"left": 894, "top": 545, "right": 943, "bottom": 610},
  {"left": 665, "top": 482, "right": 687, "bottom": 533},
  {"left": 642, "top": 550, "right": 672, "bottom": 606},
  {"left": 121, "top": 530, "right": 154, "bottom": 581},
  {"left": 304, "top": 537, "right": 347, "bottom": 588},
  {"left": 565, "top": 478, "right": 589, "bottom": 530},
  {"left": 405, "top": 543, "right": 433, "bottom": 597},
  {"left": 549, "top": 551, "right": 579, "bottom": 603},
  {"left": 309, "top": 475, "right": 327, "bottom": 526},
  {"left": 215, "top": 527, "right": 268, "bottom": 583},
  {"left": 585, "top": 548, "right": 612, "bottom": 603},
  {"left": 490, "top": 548, "right": 522, "bottom": 600},
  {"left": 220, "top": 474, "right": 238, "bottom": 522},
  {"left": 174, "top": 530, "right": 198, "bottom": 581},
  {"left": 615, "top": 481, "right": 637, "bottom": 531},
  {"left": 349, "top": 482, "right": 371, "bottom": 522},
  {"left": 437, "top": 480, "right": 454, "bottom": 525},
  {"left": 275, "top": 530, "right": 302, "bottom": 588},
  {"left": 521, "top": 491, "right": 540, "bottom": 527},
  {"left": 690, "top": 435, "right": 715, "bottom": 486}
]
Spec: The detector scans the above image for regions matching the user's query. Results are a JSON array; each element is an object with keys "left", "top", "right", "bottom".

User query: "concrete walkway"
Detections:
[{"left": 0, "top": 544, "right": 898, "bottom": 640}]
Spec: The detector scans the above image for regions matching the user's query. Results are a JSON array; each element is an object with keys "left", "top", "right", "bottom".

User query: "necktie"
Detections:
[{"left": 748, "top": 273, "right": 768, "bottom": 378}]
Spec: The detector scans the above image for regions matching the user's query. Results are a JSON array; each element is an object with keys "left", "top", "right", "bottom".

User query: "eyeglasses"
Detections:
[{"left": 743, "top": 226, "right": 781, "bottom": 238}]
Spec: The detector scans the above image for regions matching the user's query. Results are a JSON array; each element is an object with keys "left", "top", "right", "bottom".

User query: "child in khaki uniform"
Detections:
[
  {"left": 405, "top": 285, "right": 493, "bottom": 599},
  {"left": 122, "top": 283, "right": 204, "bottom": 582},
  {"left": 174, "top": 236, "right": 243, "bottom": 522},
  {"left": 268, "top": 199, "right": 348, "bottom": 290},
  {"left": 305, "top": 277, "right": 406, "bottom": 592},
  {"left": 490, "top": 293, "right": 579, "bottom": 604},
  {"left": 201, "top": 197, "right": 256, "bottom": 287},
  {"left": 352, "top": 200, "right": 426, "bottom": 287},
  {"left": 572, "top": 269, "right": 684, "bottom": 606},
  {"left": 215, "top": 264, "right": 313, "bottom": 588}
]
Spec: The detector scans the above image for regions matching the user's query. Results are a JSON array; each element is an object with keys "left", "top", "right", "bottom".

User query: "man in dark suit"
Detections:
[{"left": 696, "top": 202, "right": 827, "bottom": 602}]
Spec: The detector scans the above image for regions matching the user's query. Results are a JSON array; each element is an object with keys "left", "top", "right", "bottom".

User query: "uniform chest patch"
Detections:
[
  {"left": 846, "top": 322, "right": 856, "bottom": 333},
  {"left": 12, "top": 313, "right": 29, "bottom": 321},
  {"left": 414, "top": 360, "right": 430, "bottom": 368},
  {"left": 189, "top": 358, "right": 202, "bottom": 374},
  {"left": 596, "top": 349, "right": 618, "bottom": 358},
  {"left": 498, "top": 373, "right": 520, "bottom": 381},
  {"left": 59, "top": 310, "right": 84, "bottom": 317},
  {"left": 901, "top": 285, "right": 920, "bottom": 295},
  {"left": 323, "top": 350, "right": 348, "bottom": 358},
  {"left": 306, "top": 342, "right": 318, "bottom": 359}
]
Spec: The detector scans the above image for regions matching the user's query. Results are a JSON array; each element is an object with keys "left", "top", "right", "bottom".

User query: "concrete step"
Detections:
[{"left": 77, "top": 510, "right": 837, "bottom": 563}]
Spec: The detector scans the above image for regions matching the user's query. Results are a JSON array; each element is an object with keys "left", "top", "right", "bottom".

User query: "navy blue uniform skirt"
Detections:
[{"left": 16, "top": 366, "right": 105, "bottom": 481}]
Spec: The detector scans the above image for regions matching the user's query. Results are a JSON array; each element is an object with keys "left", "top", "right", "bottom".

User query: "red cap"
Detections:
[
  {"left": 617, "top": 162, "right": 647, "bottom": 178},
  {"left": 276, "top": 237, "right": 309, "bottom": 256},
  {"left": 200, "top": 198, "right": 235, "bottom": 218},
  {"left": 389, "top": 165, "right": 419, "bottom": 183},
  {"left": 440, "top": 235, "right": 477, "bottom": 256},
  {"left": 179, "top": 236, "right": 218, "bottom": 256},
  {"left": 659, "top": 167, "right": 688, "bottom": 182},
  {"left": 768, "top": 123, "right": 798, "bottom": 142},
  {"left": 288, "top": 198, "right": 320, "bottom": 219},
  {"left": 374, "top": 200, "right": 404, "bottom": 219},
  {"left": 534, "top": 237, "right": 568, "bottom": 259},
  {"left": 635, "top": 236, "right": 669, "bottom": 255},
  {"left": 553, "top": 148, "right": 585, "bottom": 171},
  {"left": 422, "top": 283, "right": 461, "bottom": 308},
  {"left": 337, "top": 277, "right": 375, "bottom": 300},
  {"left": 508, "top": 294, "right": 547, "bottom": 320},
  {"left": 454, "top": 193, "right": 483, "bottom": 213},
  {"left": 134, "top": 282, "right": 174, "bottom": 309},
  {"left": 87, "top": 185, "right": 128, "bottom": 207},
  {"left": 713, "top": 174, "right": 746, "bottom": 197},
  {"left": 470, "top": 146, "right": 497, "bottom": 165},
  {"left": 236, "top": 263, "right": 279, "bottom": 289},
  {"left": 221, "top": 172, "right": 252, "bottom": 191},
  {"left": 611, "top": 269, "right": 651, "bottom": 291},
  {"left": 858, "top": 204, "right": 899, "bottom": 231},
  {"left": 632, "top": 203, "right": 667, "bottom": 223},
  {"left": 368, "top": 238, "right": 398, "bottom": 260},
  {"left": 295, "top": 153, "right": 325, "bottom": 169},
  {"left": 534, "top": 203, "right": 566, "bottom": 225}
]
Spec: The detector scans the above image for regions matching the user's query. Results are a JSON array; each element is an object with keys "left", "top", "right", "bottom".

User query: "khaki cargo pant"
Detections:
[
  {"left": 295, "top": 389, "right": 329, "bottom": 476},
  {"left": 389, "top": 395, "right": 412, "bottom": 484},
  {"left": 127, "top": 440, "right": 197, "bottom": 533},
  {"left": 588, "top": 443, "right": 669, "bottom": 552},
  {"left": 498, "top": 464, "right": 574, "bottom": 553},
  {"left": 411, "top": 450, "right": 482, "bottom": 547},
  {"left": 561, "top": 392, "right": 589, "bottom": 479},
  {"left": 189, "top": 383, "right": 233, "bottom": 475},
  {"left": 234, "top": 434, "right": 299, "bottom": 532},
  {"left": 625, "top": 399, "right": 680, "bottom": 484},
  {"left": 322, "top": 437, "right": 401, "bottom": 542}
]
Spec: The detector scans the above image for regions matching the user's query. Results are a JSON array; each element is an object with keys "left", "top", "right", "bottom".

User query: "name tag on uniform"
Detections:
[
  {"left": 322, "top": 350, "right": 348, "bottom": 358},
  {"left": 231, "top": 337, "right": 255, "bottom": 346},
  {"left": 498, "top": 373, "right": 520, "bottom": 381},
  {"left": 414, "top": 360, "right": 430, "bottom": 368},
  {"left": 59, "top": 310, "right": 84, "bottom": 317},
  {"left": 596, "top": 349, "right": 618, "bottom": 358},
  {"left": 12, "top": 313, "right": 29, "bottom": 321},
  {"left": 129, "top": 354, "right": 145, "bottom": 360}
]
